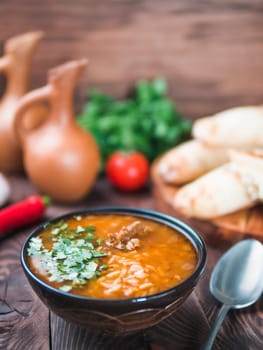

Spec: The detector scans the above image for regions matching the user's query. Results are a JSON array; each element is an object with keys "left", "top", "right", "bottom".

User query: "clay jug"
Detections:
[
  {"left": 0, "top": 31, "right": 45, "bottom": 173},
  {"left": 14, "top": 59, "right": 100, "bottom": 203}
]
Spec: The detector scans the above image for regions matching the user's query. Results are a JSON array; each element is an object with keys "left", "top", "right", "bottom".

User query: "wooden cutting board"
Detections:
[{"left": 151, "top": 158, "right": 263, "bottom": 246}]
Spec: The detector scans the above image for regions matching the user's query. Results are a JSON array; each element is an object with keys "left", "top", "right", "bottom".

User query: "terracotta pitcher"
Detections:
[
  {"left": 0, "top": 31, "right": 45, "bottom": 173},
  {"left": 14, "top": 59, "right": 100, "bottom": 203}
]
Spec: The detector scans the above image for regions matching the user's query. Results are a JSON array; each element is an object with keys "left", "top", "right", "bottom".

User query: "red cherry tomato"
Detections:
[{"left": 106, "top": 151, "right": 150, "bottom": 191}]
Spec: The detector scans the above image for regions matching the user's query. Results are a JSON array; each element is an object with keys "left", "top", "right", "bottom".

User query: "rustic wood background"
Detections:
[
  {"left": 1, "top": 0, "right": 263, "bottom": 119},
  {"left": 1, "top": 1, "right": 263, "bottom": 349}
]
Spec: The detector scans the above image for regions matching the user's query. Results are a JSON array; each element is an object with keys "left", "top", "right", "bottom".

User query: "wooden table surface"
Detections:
[{"left": 0, "top": 175, "right": 262, "bottom": 350}]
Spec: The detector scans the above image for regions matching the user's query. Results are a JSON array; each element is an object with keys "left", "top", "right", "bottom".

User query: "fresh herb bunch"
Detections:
[
  {"left": 78, "top": 78, "right": 191, "bottom": 170},
  {"left": 27, "top": 218, "right": 107, "bottom": 292}
]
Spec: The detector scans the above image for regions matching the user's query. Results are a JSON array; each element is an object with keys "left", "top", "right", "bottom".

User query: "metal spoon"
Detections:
[{"left": 203, "top": 239, "right": 263, "bottom": 350}]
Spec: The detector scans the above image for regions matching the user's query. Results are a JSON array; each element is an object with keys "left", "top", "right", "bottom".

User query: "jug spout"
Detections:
[
  {"left": 48, "top": 59, "right": 88, "bottom": 91},
  {"left": 0, "top": 31, "right": 44, "bottom": 173},
  {"left": 48, "top": 59, "right": 88, "bottom": 125},
  {"left": 4, "top": 31, "right": 45, "bottom": 97},
  {"left": 5, "top": 31, "right": 44, "bottom": 56}
]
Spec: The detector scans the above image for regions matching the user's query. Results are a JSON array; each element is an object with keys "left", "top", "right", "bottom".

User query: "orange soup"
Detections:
[{"left": 27, "top": 214, "right": 197, "bottom": 299}]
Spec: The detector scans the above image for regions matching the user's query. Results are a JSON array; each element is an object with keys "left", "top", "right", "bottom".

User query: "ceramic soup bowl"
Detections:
[{"left": 21, "top": 207, "right": 206, "bottom": 334}]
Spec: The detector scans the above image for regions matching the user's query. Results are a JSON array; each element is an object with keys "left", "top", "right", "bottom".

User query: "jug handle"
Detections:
[{"left": 14, "top": 86, "right": 52, "bottom": 143}]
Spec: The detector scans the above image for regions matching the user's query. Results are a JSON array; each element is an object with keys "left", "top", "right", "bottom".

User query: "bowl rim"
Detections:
[{"left": 21, "top": 206, "right": 207, "bottom": 305}]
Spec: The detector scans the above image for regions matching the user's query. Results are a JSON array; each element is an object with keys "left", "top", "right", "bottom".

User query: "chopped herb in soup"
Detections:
[{"left": 27, "top": 214, "right": 197, "bottom": 299}]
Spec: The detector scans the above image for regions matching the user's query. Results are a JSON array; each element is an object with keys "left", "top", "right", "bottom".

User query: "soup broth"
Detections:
[{"left": 27, "top": 214, "right": 197, "bottom": 299}]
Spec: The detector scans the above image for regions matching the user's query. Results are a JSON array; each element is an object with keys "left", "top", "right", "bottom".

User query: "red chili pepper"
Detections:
[{"left": 0, "top": 195, "right": 50, "bottom": 236}]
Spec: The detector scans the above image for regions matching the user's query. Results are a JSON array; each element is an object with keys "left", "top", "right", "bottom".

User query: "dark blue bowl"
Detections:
[{"left": 21, "top": 207, "right": 206, "bottom": 334}]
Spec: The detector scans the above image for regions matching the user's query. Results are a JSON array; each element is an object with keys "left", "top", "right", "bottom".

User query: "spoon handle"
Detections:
[{"left": 203, "top": 304, "right": 231, "bottom": 350}]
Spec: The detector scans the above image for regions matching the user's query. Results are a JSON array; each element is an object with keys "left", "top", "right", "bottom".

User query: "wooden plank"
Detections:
[
  {"left": 0, "top": 232, "right": 49, "bottom": 350},
  {"left": 0, "top": 1, "right": 263, "bottom": 346},
  {"left": 195, "top": 247, "right": 263, "bottom": 350},
  {"left": 50, "top": 291, "right": 212, "bottom": 350},
  {"left": 0, "top": 176, "right": 262, "bottom": 349},
  {"left": 0, "top": 176, "right": 50, "bottom": 350},
  {"left": 0, "top": 0, "right": 263, "bottom": 119},
  {"left": 50, "top": 267, "right": 263, "bottom": 350}
]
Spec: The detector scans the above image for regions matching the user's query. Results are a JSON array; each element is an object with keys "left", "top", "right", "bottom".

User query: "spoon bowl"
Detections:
[
  {"left": 210, "top": 239, "right": 263, "bottom": 308},
  {"left": 204, "top": 239, "right": 263, "bottom": 350}
]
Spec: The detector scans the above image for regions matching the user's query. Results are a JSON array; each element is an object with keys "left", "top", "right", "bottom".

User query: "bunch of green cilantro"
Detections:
[{"left": 78, "top": 78, "right": 191, "bottom": 170}]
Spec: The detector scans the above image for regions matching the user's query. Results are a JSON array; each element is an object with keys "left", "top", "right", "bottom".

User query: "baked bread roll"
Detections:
[
  {"left": 229, "top": 149, "right": 263, "bottom": 171},
  {"left": 157, "top": 140, "right": 229, "bottom": 185},
  {"left": 173, "top": 151, "right": 263, "bottom": 219},
  {"left": 193, "top": 106, "right": 263, "bottom": 147}
]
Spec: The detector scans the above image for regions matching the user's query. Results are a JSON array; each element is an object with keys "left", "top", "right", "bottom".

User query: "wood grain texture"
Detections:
[
  {"left": 0, "top": 175, "right": 262, "bottom": 349},
  {"left": 50, "top": 290, "right": 211, "bottom": 350},
  {"left": 1, "top": 0, "right": 263, "bottom": 119},
  {"left": 0, "top": 176, "right": 50, "bottom": 350},
  {"left": 0, "top": 231, "right": 49, "bottom": 350},
  {"left": 0, "top": 1, "right": 263, "bottom": 348}
]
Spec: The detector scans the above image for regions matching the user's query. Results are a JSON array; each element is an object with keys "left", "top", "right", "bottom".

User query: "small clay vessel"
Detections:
[
  {"left": 0, "top": 31, "right": 45, "bottom": 173},
  {"left": 14, "top": 59, "right": 100, "bottom": 203}
]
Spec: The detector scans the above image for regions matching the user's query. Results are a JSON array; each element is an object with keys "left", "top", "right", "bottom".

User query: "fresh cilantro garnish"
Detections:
[
  {"left": 85, "top": 226, "right": 96, "bottom": 233},
  {"left": 96, "top": 238, "right": 104, "bottom": 245},
  {"left": 59, "top": 285, "right": 72, "bottom": 292},
  {"left": 86, "top": 232, "right": 96, "bottom": 241},
  {"left": 27, "top": 237, "right": 48, "bottom": 256},
  {"left": 76, "top": 225, "right": 85, "bottom": 233},
  {"left": 51, "top": 220, "right": 68, "bottom": 235},
  {"left": 27, "top": 221, "right": 107, "bottom": 290},
  {"left": 99, "top": 264, "right": 108, "bottom": 271}
]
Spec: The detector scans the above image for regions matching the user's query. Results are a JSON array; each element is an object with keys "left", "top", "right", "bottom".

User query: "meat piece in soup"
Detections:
[
  {"left": 27, "top": 214, "right": 197, "bottom": 299},
  {"left": 106, "top": 220, "right": 150, "bottom": 250}
]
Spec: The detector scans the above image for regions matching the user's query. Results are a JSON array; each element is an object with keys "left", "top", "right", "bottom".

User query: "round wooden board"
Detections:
[{"left": 151, "top": 158, "right": 263, "bottom": 247}]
